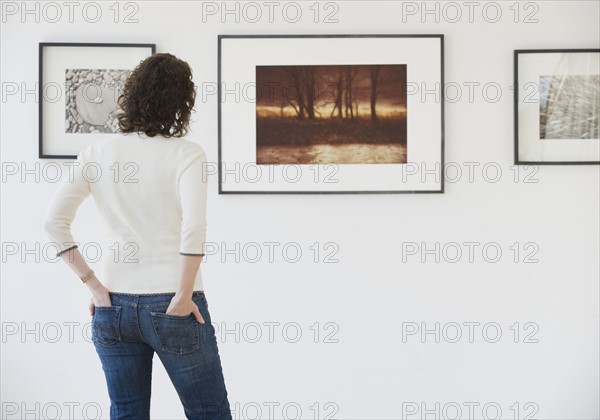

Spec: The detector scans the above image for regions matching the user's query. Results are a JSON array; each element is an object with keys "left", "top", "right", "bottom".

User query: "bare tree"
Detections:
[
  {"left": 370, "top": 65, "right": 381, "bottom": 122},
  {"left": 343, "top": 66, "right": 359, "bottom": 120},
  {"left": 302, "top": 66, "right": 316, "bottom": 119},
  {"left": 369, "top": 65, "right": 406, "bottom": 122},
  {"left": 279, "top": 66, "right": 323, "bottom": 120},
  {"left": 281, "top": 66, "right": 306, "bottom": 120},
  {"left": 329, "top": 66, "right": 344, "bottom": 121}
]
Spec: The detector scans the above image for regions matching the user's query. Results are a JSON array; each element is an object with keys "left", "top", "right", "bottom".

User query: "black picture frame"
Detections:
[
  {"left": 38, "top": 42, "right": 156, "bottom": 159},
  {"left": 513, "top": 48, "right": 600, "bottom": 165},
  {"left": 218, "top": 34, "right": 445, "bottom": 194}
]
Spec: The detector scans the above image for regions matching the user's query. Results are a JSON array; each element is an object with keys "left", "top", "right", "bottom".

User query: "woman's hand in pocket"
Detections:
[
  {"left": 167, "top": 294, "right": 205, "bottom": 324},
  {"left": 89, "top": 287, "right": 112, "bottom": 315}
]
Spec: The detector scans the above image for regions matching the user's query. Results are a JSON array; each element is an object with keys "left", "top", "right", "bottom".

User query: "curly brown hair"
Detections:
[{"left": 117, "top": 53, "right": 196, "bottom": 137}]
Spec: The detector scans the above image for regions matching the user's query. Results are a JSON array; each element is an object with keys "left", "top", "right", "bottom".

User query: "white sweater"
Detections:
[{"left": 43, "top": 133, "right": 208, "bottom": 293}]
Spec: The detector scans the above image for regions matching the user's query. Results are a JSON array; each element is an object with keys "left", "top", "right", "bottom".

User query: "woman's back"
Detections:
[{"left": 44, "top": 133, "right": 209, "bottom": 293}]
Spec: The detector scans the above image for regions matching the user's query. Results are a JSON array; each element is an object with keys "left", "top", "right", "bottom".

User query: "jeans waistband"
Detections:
[
  {"left": 109, "top": 290, "right": 205, "bottom": 297},
  {"left": 109, "top": 290, "right": 205, "bottom": 307}
]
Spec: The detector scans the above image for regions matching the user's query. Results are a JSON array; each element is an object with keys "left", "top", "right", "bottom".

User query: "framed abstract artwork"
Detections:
[
  {"left": 39, "top": 42, "right": 156, "bottom": 159},
  {"left": 514, "top": 49, "right": 600, "bottom": 165},
  {"left": 218, "top": 34, "right": 445, "bottom": 193}
]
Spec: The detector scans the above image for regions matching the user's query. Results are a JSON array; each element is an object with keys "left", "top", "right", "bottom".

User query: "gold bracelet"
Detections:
[{"left": 80, "top": 269, "right": 94, "bottom": 283}]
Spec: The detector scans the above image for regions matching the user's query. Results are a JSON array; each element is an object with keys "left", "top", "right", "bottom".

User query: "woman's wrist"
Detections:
[
  {"left": 174, "top": 290, "right": 193, "bottom": 301},
  {"left": 85, "top": 275, "right": 107, "bottom": 295}
]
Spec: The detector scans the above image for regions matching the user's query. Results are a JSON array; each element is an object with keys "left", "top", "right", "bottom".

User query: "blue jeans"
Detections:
[{"left": 91, "top": 290, "right": 232, "bottom": 419}]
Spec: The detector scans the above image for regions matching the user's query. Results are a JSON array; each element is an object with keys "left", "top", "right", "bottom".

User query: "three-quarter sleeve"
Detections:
[
  {"left": 43, "top": 149, "right": 91, "bottom": 257},
  {"left": 178, "top": 150, "right": 208, "bottom": 256}
]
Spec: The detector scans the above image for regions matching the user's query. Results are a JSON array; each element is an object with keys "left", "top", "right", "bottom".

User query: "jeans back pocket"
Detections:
[
  {"left": 92, "top": 306, "right": 122, "bottom": 346},
  {"left": 150, "top": 312, "right": 201, "bottom": 355}
]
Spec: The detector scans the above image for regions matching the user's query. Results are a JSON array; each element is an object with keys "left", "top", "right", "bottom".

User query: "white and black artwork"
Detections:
[
  {"left": 39, "top": 43, "right": 155, "bottom": 159},
  {"left": 515, "top": 49, "right": 600, "bottom": 164},
  {"left": 539, "top": 75, "right": 599, "bottom": 140},
  {"left": 65, "top": 69, "right": 131, "bottom": 134}
]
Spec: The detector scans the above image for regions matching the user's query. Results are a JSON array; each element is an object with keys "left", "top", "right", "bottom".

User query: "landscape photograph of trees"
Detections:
[{"left": 256, "top": 64, "right": 407, "bottom": 165}]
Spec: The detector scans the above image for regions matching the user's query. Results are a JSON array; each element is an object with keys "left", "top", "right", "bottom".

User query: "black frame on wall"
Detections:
[
  {"left": 217, "top": 34, "right": 446, "bottom": 194},
  {"left": 514, "top": 48, "right": 600, "bottom": 165},
  {"left": 39, "top": 42, "right": 156, "bottom": 159}
]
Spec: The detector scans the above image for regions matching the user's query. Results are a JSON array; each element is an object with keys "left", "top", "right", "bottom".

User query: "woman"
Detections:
[{"left": 43, "top": 53, "right": 232, "bottom": 419}]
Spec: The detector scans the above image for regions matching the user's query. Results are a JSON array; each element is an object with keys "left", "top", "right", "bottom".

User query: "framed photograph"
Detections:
[
  {"left": 39, "top": 42, "right": 156, "bottom": 159},
  {"left": 218, "top": 35, "right": 445, "bottom": 194},
  {"left": 514, "top": 49, "right": 600, "bottom": 165}
]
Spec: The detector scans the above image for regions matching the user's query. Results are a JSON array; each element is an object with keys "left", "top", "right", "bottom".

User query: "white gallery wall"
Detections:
[{"left": 1, "top": 1, "right": 599, "bottom": 419}]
